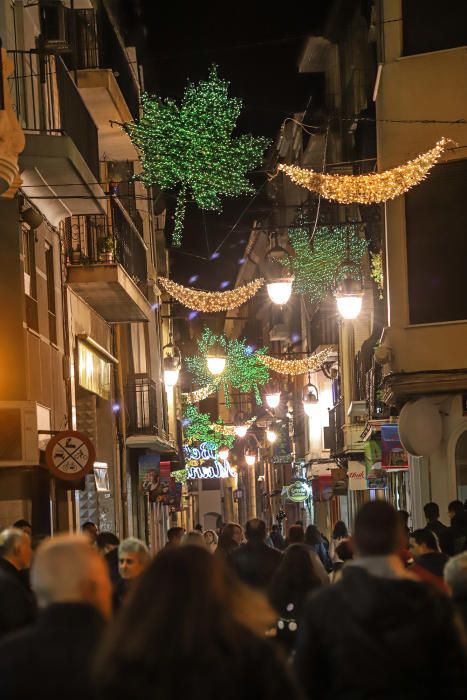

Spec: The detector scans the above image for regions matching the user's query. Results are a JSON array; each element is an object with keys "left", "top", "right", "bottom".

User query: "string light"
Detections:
[
  {"left": 257, "top": 346, "right": 334, "bottom": 376},
  {"left": 158, "top": 277, "right": 264, "bottom": 311},
  {"left": 183, "top": 405, "right": 235, "bottom": 448},
  {"left": 186, "top": 328, "right": 269, "bottom": 406},
  {"left": 211, "top": 417, "right": 256, "bottom": 436},
  {"left": 123, "top": 66, "right": 269, "bottom": 247},
  {"left": 282, "top": 223, "right": 367, "bottom": 304},
  {"left": 182, "top": 385, "right": 217, "bottom": 404},
  {"left": 278, "top": 138, "right": 450, "bottom": 204}
]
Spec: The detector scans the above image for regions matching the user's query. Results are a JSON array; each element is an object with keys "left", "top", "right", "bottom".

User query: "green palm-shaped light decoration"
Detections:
[
  {"left": 281, "top": 222, "right": 368, "bottom": 304},
  {"left": 123, "top": 67, "right": 269, "bottom": 247}
]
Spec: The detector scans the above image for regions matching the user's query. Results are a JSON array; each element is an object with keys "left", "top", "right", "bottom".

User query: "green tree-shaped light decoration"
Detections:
[
  {"left": 183, "top": 405, "right": 235, "bottom": 448},
  {"left": 281, "top": 223, "right": 368, "bottom": 304},
  {"left": 185, "top": 328, "right": 269, "bottom": 407},
  {"left": 123, "top": 67, "right": 269, "bottom": 247}
]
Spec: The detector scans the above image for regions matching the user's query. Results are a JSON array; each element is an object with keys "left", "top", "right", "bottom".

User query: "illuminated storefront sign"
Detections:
[
  {"left": 78, "top": 340, "right": 110, "bottom": 400},
  {"left": 286, "top": 480, "right": 311, "bottom": 503},
  {"left": 183, "top": 442, "right": 236, "bottom": 479}
]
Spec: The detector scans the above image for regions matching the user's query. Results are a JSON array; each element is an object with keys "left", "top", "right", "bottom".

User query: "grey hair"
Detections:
[
  {"left": 118, "top": 537, "right": 150, "bottom": 562},
  {"left": 444, "top": 551, "right": 467, "bottom": 595},
  {"left": 0, "top": 528, "right": 26, "bottom": 557}
]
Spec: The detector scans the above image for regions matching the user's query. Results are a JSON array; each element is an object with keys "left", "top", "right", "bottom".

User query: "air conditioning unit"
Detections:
[{"left": 0, "top": 402, "right": 39, "bottom": 467}]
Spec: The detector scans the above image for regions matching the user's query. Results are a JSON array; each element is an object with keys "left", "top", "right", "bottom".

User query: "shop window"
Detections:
[
  {"left": 455, "top": 430, "right": 467, "bottom": 503},
  {"left": 402, "top": 0, "right": 467, "bottom": 56},
  {"left": 405, "top": 159, "right": 467, "bottom": 324}
]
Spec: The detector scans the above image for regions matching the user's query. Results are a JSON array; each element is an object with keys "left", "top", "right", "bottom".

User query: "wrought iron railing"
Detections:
[
  {"left": 125, "top": 378, "right": 157, "bottom": 435},
  {"left": 328, "top": 400, "right": 345, "bottom": 455},
  {"left": 7, "top": 50, "right": 99, "bottom": 178}
]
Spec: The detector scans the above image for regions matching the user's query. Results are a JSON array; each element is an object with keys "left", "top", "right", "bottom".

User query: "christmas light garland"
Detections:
[
  {"left": 123, "top": 66, "right": 269, "bottom": 247},
  {"left": 158, "top": 277, "right": 265, "bottom": 311},
  {"left": 210, "top": 417, "right": 256, "bottom": 435},
  {"left": 282, "top": 223, "right": 367, "bottom": 303},
  {"left": 185, "top": 328, "right": 269, "bottom": 406},
  {"left": 183, "top": 405, "right": 235, "bottom": 448},
  {"left": 257, "top": 346, "right": 334, "bottom": 375},
  {"left": 278, "top": 138, "right": 449, "bottom": 204},
  {"left": 182, "top": 385, "right": 217, "bottom": 404}
]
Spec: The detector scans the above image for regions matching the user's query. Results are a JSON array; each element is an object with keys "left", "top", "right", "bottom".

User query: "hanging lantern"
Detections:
[
  {"left": 245, "top": 447, "right": 257, "bottom": 466},
  {"left": 265, "top": 387, "right": 281, "bottom": 409},
  {"left": 266, "top": 428, "right": 277, "bottom": 444},
  {"left": 163, "top": 339, "right": 181, "bottom": 387},
  {"left": 207, "top": 341, "right": 227, "bottom": 376},
  {"left": 234, "top": 424, "right": 248, "bottom": 438},
  {"left": 303, "top": 374, "right": 319, "bottom": 418},
  {"left": 218, "top": 445, "right": 230, "bottom": 461},
  {"left": 266, "top": 233, "right": 294, "bottom": 306},
  {"left": 335, "top": 276, "right": 364, "bottom": 319}
]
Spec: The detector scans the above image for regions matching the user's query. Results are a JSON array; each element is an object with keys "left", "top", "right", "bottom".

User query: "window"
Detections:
[
  {"left": 402, "top": 0, "right": 467, "bottom": 56},
  {"left": 405, "top": 159, "right": 467, "bottom": 325},
  {"left": 22, "top": 226, "right": 38, "bottom": 331},
  {"left": 45, "top": 243, "right": 57, "bottom": 344}
]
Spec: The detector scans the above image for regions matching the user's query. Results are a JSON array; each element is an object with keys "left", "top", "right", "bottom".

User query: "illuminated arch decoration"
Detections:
[
  {"left": 278, "top": 138, "right": 450, "bottom": 204},
  {"left": 182, "top": 385, "right": 217, "bottom": 404},
  {"left": 257, "top": 346, "right": 334, "bottom": 376},
  {"left": 210, "top": 416, "right": 256, "bottom": 436},
  {"left": 158, "top": 277, "right": 264, "bottom": 312}
]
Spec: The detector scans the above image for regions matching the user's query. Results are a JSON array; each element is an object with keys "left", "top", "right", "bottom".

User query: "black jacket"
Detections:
[
  {"left": 229, "top": 541, "right": 282, "bottom": 590},
  {"left": 0, "top": 558, "right": 36, "bottom": 638},
  {"left": 0, "top": 602, "right": 105, "bottom": 700},
  {"left": 414, "top": 551, "right": 449, "bottom": 578},
  {"left": 295, "top": 566, "right": 467, "bottom": 700}
]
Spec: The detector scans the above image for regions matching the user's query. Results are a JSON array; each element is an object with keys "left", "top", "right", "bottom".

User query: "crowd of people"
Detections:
[{"left": 0, "top": 500, "right": 466, "bottom": 699}]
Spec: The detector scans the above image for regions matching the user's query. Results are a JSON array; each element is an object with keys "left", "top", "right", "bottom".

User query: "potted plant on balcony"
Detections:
[
  {"left": 98, "top": 236, "right": 115, "bottom": 263},
  {"left": 68, "top": 247, "right": 82, "bottom": 265}
]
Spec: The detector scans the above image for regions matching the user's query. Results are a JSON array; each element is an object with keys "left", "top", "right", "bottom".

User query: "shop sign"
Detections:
[
  {"left": 348, "top": 460, "right": 367, "bottom": 491},
  {"left": 311, "top": 475, "right": 333, "bottom": 502},
  {"left": 139, "top": 454, "right": 161, "bottom": 501},
  {"left": 183, "top": 442, "right": 236, "bottom": 479},
  {"left": 286, "top": 480, "right": 311, "bottom": 503},
  {"left": 381, "top": 424, "right": 408, "bottom": 470},
  {"left": 45, "top": 430, "right": 95, "bottom": 481},
  {"left": 331, "top": 467, "right": 348, "bottom": 495},
  {"left": 367, "top": 467, "right": 387, "bottom": 490},
  {"left": 77, "top": 340, "right": 111, "bottom": 400}
]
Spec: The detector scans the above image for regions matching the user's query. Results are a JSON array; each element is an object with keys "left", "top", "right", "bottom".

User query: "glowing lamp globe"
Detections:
[
  {"left": 163, "top": 356, "right": 180, "bottom": 387},
  {"left": 266, "top": 429, "right": 277, "bottom": 444},
  {"left": 234, "top": 424, "right": 248, "bottom": 438},
  {"left": 335, "top": 277, "right": 363, "bottom": 320},
  {"left": 245, "top": 449, "right": 256, "bottom": 467},
  {"left": 265, "top": 391, "right": 281, "bottom": 409},
  {"left": 303, "top": 379, "right": 319, "bottom": 417},
  {"left": 266, "top": 278, "right": 293, "bottom": 306},
  {"left": 218, "top": 445, "right": 230, "bottom": 461}
]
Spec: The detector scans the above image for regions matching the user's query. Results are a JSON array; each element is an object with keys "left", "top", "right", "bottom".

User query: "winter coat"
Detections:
[
  {"left": 414, "top": 551, "right": 449, "bottom": 578},
  {"left": 229, "top": 541, "right": 282, "bottom": 591},
  {"left": 0, "top": 602, "right": 105, "bottom": 700},
  {"left": 295, "top": 565, "right": 467, "bottom": 700},
  {"left": 0, "top": 558, "right": 36, "bottom": 639}
]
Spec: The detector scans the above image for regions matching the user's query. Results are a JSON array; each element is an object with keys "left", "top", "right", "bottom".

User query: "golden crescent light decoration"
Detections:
[
  {"left": 257, "top": 346, "right": 334, "bottom": 376},
  {"left": 158, "top": 277, "right": 265, "bottom": 312},
  {"left": 182, "top": 385, "right": 217, "bottom": 403},
  {"left": 277, "top": 138, "right": 450, "bottom": 204},
  {"left": 210, "top": 417, "right": 256, "bottom": 436}
]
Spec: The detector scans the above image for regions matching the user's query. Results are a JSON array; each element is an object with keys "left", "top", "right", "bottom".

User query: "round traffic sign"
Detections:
[{"left": 45, "top": 430, "right": 96, "bottom": 481}]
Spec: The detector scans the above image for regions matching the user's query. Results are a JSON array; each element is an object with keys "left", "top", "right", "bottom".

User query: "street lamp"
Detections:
[
  {"left": 207, "top": 342, "right": 227, "bottom": 376},
  {"left": 218, "top": 445, "right": 230, "bottom": 461},
  {"left": 266, "top": 428, "right": 277, "bottom": 444},
  {"left": 234, "top": 424, "right": 248, "bottom": 438},
  {"left": 335, "top": 276, "right": 363, "bottom": 320},
  {"left": 303, "top": 373, "right": 319, "bottom": 418},
  {"left": 265, "top": 388, "right": 281, "bottom": 410},
  {"left": 266, "top": 234, "right": 294, "bottom": 306},
  {"left": 245, "top": 448, "right": 256, "bottom": 466},
  {"left": 163, "top": 339, "right": 181, "bottom": 387}
]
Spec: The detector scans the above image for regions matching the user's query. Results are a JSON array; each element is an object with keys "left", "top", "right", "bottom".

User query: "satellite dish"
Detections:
[{"left": 398, "top": 398, "right": 443, "bottom": 457}]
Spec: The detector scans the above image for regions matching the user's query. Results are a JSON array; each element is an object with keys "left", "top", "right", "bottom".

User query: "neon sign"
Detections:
[{"left": 183, "top": 442, "right": 236, "bottom": 480}]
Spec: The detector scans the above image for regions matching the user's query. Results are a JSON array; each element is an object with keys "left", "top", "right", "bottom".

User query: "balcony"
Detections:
[
  {"left": 65, "top": 197, "right": 151, "bottom": 322},
  {"left": 67, "top": 7, "right": 139, "bottom": 161},
  {"left": 328, "top": 400, "right": 345, "bottom": 456},
  {"left": 124, "top": 378, "right": 176, "bottom": 452},
  {"left": 8, "top": 50, "right": 104, "bottom": 226}
]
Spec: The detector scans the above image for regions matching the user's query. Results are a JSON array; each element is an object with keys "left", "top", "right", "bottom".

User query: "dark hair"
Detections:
[
  {"left": 245, "top": 519, "right": 266, "bottom": 542},
  {"left": 354, "top": 501, "right": 399, "bottom": 556},
  {"left": 167, "top": 527, "right": 184, "bottom": 542},
  {"left": 95, "top": 547, "right": 267, "bottom": 696},
  {"left": 217, "top": 523, "right": 241, "bottom": 556},
  {"left": 194, "top": 524, "right": 203, "bottom": 532},
  {"left": 448, "top": 500, "right": 464, "bottom": 515},
  {"left": 96, "top": 532, "right": 120, "bottom": 549},
  {"left": 270, "top": 544, "right": 321, "bottom": 616},
  {"left": 424, "top": 502, "right": 440, "bottom": 521},
  {"left": 304, "top": 524, "right": 322, "bottom": 547},
  {"left": 82, "top": 521, "right": 97, "bottom": 531},
  {"left": 13, "top": 519, "right": 32, "bottom": 531},
  {"left": 332, "top": 521, "right": 348, "bottom": 539},
  {"left": 287, "top": 525, "right": 304, "bottom": 544},
  {"left": 397, "top": 510, "right": 410, "bottom": 527},
  {"left": 411, "top": 528, "right": 439, "bottom": 552},
  {"left": 335, "top": 540, "right": 353, "bottom": 562}
]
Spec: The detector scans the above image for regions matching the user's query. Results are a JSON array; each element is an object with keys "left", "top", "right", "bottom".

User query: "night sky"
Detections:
[{"left": 121, "top": 2, "right": 329, "bottom": 294}]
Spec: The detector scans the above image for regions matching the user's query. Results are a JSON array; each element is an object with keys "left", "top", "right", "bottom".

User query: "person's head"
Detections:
[
  {"left": 423, "top": 502, "right": 440, "bottom": 523},
  {"left": 271, "top": 525, "right": 279, "bottom": 533},
  {"left": 167, "top": 527, "right": 185, "bottom": 546},
  {"left": 194, "top": 523, "right": 203, "bottom": 533},
  {"left": 295, "top": 520, "right": 304, "bottom": 528},
  {"left": 335, "top": 539, "right": 354, "bottom": 562},
  {"left": 95, "top": 546, "right": 275, "bottom": 694},
  {"left": 332, "top": 521, "right": 348, "bottom": 539},
  {"left": 82, "top": 521, "right": 98, "bottom": 544},
  {"left": 118, "top": 538, "right": 150, "bottom": 580},
  {"left": 245, "top": 518, "right": 267, "bottom": 543},
  {"left": 410, "top": 528, "right": 439, "bottom": 557},
  {"left": 287, "top": 524, "right": 304, "bottom": 544},
  {"left": 0, "top": 528, "right": 32, "bottom": 570},
  {"left": 96, "top": 532, "right": 120, "bottom": 555},
  {"left": 204, "top": 529, "right": 218, "bottom": 546},
  {"left": 354, "top": 501, "right": 400, "bottom": 557},
  {"left": 448, "top": 500, "right": 464, "bottom": 521},
  {"left": 270, "top": 544, "right": 321, "bottom": 612},
  {"left": 13, "top": 519, "right": 32, "bottom": 537},
  {"left": 397, "top": 510, "right": 410, "bottom": 528},
  {"left": 304, "top": 524, "right": 322, "bottom": 547},
  {"left": 31, "top": 535, "right": 112, "bottom": 619},
  {"left": 181, "top": 531, "right": 207, "bottom": 548},
  {"left": 444, "top": 552, "right": 467, "bottom": 598},
  {"left": 222, "top": 522, "right": 243, "bottom": 545}
]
